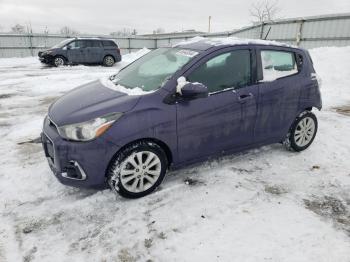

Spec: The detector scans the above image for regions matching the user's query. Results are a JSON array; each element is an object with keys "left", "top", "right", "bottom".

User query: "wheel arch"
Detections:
[
  {"left": 305, "top": 106, "right": 321, "bottom": 111},
  {"left": 103, "top": 54, "right": 116, "bottom": 61},
  {"left": 105, "top": 137, "right": 173, "bottom": 177},
  {"left": 282, "top": 107, "right": 317, "bottom": 142},
  {"left": 54, "top": 54, "right": 68, "bottom": 62}
]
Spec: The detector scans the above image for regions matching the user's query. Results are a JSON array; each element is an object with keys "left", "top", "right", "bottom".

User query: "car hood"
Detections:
[
  {"left": 41, "top": 48, "right": 58, "bottom": 54},
  {"left": 48, "top": 80, "right": 140, "bottom": 126}
]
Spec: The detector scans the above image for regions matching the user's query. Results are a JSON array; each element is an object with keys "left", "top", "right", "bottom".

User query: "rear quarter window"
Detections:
[
  {"left": 260, "top": 50, "right": 298, "bottom": 82},
  {"left": 102, "top": 40, "right": 118, "bottom": 47}
]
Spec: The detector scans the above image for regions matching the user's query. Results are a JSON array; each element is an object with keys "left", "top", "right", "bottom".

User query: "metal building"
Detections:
[{"left": 0, "top": 13, "right": 349, "bottom": 58}]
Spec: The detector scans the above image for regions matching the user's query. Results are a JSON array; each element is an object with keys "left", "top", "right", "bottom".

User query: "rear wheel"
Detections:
[
  {"left": 284, "top": 111, "right": 318, "bottom": 152},
  {"left": 103, "top": 55, "right": 115, "bottom": 67},
  {"left": 53, "top": 56, "right": 66, "bottom": 67},
  {"left": 107, "top": 141, "right": 168, "bottom": 198}
]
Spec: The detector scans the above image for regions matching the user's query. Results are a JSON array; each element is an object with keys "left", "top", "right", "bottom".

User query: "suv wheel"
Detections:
[
  {"left": 284, "top": 111, "right": 318, "bottom": 152},
  {"left": 103, "top": 55, "right": 115, "bottom": 67},
  {"left": 53, "top": 56, "right": 66, "bottom": 67},
  {"left": 107, "top": 141, "right": 168, "bottom": 198}
]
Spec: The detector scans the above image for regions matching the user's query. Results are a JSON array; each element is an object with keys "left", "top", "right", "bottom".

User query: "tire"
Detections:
[
  {"left": 103, "top": 55, "right": 115, "bottom": 67},
  {"left": 285, "top": 111, "right": 318, "bottom": 152},
  {"left": 107, "top": 141, "right": 168, "bottom": 198},
  {"left": 53, "top": 56, "right": 66, "bottom": 67}
]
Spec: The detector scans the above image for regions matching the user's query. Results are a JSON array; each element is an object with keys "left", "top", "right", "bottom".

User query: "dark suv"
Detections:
[
  {"left": 41, "top": 38, "right": 322, "bottom": 198},
  {"left": 38, "top": 38, "right": 122, "bottom": 67}
]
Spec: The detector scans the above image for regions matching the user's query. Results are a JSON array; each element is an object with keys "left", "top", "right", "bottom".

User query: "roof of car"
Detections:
[
  {"left": 74, "top": 37, "right": 115, "bottom": 41},
  {"left": 174, "top": 36, "right": 295, "bottom": 51}
]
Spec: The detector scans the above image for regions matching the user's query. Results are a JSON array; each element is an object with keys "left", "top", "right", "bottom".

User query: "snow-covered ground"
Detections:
[{"left": 0, "top": 46, "right": 350, "bottom": 262}]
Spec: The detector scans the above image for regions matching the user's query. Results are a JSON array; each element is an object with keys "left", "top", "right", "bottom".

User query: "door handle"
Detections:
[{"left": 238, "top": 93, "right": 253, "bottom": 103}]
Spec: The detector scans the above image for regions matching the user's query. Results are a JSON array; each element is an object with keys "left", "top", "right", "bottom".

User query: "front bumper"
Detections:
[
  {"left": 41, "top": 117, "right": 121, "bottom": 189},
  {"left": 38, "top": 53, "right": 54, "bottom": 64}
]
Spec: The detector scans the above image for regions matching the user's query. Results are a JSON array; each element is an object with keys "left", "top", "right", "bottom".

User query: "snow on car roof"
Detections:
[{"left": 174, "top": 36, "right": 295, "bottom": 50}]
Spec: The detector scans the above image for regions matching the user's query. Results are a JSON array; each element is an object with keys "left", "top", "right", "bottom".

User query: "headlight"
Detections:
[{"left": 57, "top": 112, "right": 123, "bottom": 141}]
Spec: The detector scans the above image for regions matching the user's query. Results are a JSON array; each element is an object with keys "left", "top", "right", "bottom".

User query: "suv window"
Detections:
[
  {"left": 188, "top": 50, "right": 251, "bottom": 93},
  {"left": 102, "top": 40, "right": 117, "bottom": 47},
  {"left": 260, "top": 50, "right": 298, "bottom": 81},
  {"left": 67, "top": 40, "right": 86, "bottom": 49}
]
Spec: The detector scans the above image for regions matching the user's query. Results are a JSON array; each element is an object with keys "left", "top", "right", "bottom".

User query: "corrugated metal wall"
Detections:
[
  {"left": 0, "top": 34, "right": 158, "bottom": 58},
  {"left": 0, "top": 13, "right": 349, "bottom": 58}
]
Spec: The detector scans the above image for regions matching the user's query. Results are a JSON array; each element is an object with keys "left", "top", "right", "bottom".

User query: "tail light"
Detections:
[{"left": 116, "top": 48, "right": 120, "bottom": 54}]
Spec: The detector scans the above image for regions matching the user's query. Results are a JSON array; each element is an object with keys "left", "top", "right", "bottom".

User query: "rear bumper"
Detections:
[
  {"left": 115, "top": 54, "right": 122, "bottom": 62},
  {"left": 41, "top": 117, "right": 121, "bottom": 189}
]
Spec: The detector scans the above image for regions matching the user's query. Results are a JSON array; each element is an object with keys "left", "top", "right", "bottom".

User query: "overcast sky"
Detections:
[{"left": 0, "top": 0, "right": 349, "bottom": 34}]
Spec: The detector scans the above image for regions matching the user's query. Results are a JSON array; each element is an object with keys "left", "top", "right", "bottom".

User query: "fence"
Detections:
[{"left": 0, "top": 13, "right": 350, "bottom": 58}]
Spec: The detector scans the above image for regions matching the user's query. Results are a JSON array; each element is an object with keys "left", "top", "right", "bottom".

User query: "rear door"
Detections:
[
  {"left": 85, "top": 40, "right": 103, "bottom": 63},
  {"left": 254, "top": 47, "right": 302, "bottom": 143},
  {"left": 176, "top": 47, "right": 259, "bottom": 163}
]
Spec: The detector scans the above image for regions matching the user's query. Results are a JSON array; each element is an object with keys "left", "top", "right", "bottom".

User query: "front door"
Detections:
[
  {"left": 66, "top": 40, "right": 87, "bottom": 63},
  {"left": 176, "top": 48, "right": 258, "bottom": 163}
]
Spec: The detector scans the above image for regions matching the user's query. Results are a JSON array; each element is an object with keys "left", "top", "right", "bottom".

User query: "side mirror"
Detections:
[
  {"left": 181, "top": 82, "right": 208, "bottom": 100},
  {"left": 65, "top": 45, "right": 71, "bottom": 50}
]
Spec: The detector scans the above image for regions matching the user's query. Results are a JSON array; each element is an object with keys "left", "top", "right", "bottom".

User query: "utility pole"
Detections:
[{"left": 208, "top": 16, "right": 211, "bottom": 33}]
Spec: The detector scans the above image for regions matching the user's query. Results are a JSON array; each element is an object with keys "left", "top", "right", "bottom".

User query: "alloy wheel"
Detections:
[
  {"left": 294, "top": 116, "right": 316, "bottom": 147},
  {"left": 54, "top": 57, "right": 64, "bottom": 67},
  {"left": 104, "top": 56, "right": 114, "bottom": 66},
  {"left": 119, "top": 151, "right": 162, "bottom": 193}
]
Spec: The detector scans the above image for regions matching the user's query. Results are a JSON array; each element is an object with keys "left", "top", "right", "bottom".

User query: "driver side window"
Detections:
[
  {"left": 67, "top": 40, "right": 85, "bottom": 49},
  {"left": 187, "top": 49, "right": 251, "bottom": 94}
]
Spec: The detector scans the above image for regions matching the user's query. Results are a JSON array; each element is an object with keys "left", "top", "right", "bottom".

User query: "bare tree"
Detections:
[
  {"left": 152, "top": 28, "right": 165, "bottom": 34},
  {"left": 250, "top": 0, "right": 280, "bottom": 24},
  {"left": 43, "top": 26, "right": 49, "bottom": 35},
  {"left": 110, "top": 28, "right": 136, "bottom": 37},
  {"left": 25, "top": 22, "right": 33, "bottom": 34},
  {"left": 11, "top": 24, "right": 25, "bottom": 33},
  {"left": 59, "top": 26, "right": 79, "bottom": 36}
]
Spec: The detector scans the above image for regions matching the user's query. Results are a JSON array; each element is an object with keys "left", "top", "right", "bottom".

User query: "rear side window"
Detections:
[
  {"left": 102, "top": 40, "right": 117, "bottom": 47},
  {"left": 188, "top": 49, "right": 251, "bottom": 93},
  {"left": 85, "top": 40, "right": 101, "bottom": 47},
  {"left": 260, "top": 50, "right": 298, "bottom": 81}
]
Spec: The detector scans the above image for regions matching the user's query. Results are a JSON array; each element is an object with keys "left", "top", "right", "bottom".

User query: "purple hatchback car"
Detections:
[{"left": 41, "top": 38, "right": 322, "bottom": 198}]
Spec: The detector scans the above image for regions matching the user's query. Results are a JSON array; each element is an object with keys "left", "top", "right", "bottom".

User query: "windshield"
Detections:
[
  {"left": 112, "top": 48, "right": 198, "bottom": 92},
  {"left": 52, "top": 39, "right": 73, "bottom": 49}
]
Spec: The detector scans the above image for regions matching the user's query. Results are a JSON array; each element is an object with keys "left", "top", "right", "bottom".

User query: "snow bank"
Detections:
[
  {"left": 309, "top": 46, "right": 350, "bottom": 108},
  {"left": 98, "top": 47, "right": 153, "bottom": 96},
  {"left": 121, "top": 47, "right": 150, "bottom": 64}
]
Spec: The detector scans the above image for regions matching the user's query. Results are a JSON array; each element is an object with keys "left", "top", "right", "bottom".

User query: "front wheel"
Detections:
[
  {"left": 107, "top": 141, "right": 168, "bottom": 198},
  {"left": 285, "top": 111, "right": 318, "bottom": 152},
  {"left": 53, "top": 56, "right": 66, "bottom": 67}
]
